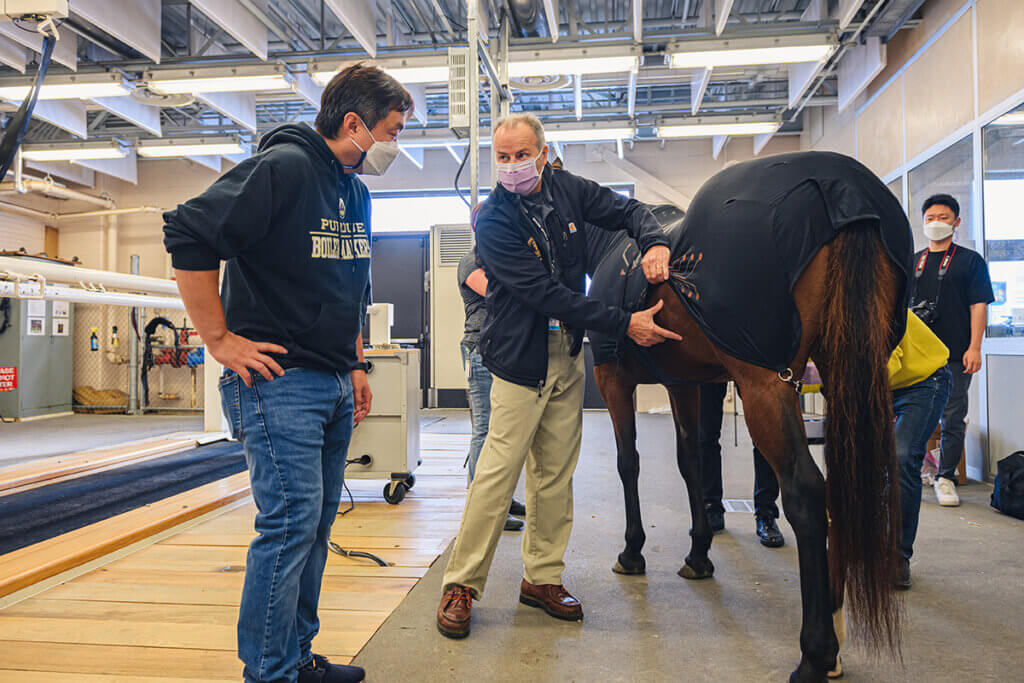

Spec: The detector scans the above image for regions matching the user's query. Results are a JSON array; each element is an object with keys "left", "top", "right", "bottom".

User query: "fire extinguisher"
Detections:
[{"left": 89, "top": 326, "right": 99, "bottom": 351}]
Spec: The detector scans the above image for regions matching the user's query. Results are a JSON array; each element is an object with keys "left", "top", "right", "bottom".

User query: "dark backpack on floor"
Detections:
[{"left": 991, "top": 451, "right": 1024, "bottom": 520}]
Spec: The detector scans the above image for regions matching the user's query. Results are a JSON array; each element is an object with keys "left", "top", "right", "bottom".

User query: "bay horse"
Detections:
[{"left": 584, "top": 152, "right": 911, "bottom": 683}]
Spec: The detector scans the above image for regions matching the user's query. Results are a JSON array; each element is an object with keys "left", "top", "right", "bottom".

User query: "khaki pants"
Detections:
[{"left": 443, "top": 330, "right": 585, "bottom": 598}]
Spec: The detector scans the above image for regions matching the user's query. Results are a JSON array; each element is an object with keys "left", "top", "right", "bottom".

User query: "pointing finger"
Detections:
[{"left": 653, "top": 324, "right": 682, "bottom": 341}]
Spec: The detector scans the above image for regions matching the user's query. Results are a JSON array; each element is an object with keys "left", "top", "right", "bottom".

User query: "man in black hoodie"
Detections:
[{"left": 163, "top": 64, "right": 411, "bottom": 683}]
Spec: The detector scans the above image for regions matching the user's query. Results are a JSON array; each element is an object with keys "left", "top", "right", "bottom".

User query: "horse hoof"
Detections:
[
  {"left": 677, "top": 557, "right": 714, "bottom": 580},
  {"left": 789, "top": 658, "right": 828, "bottom": 683},
  {"left": 827, "top": 655, "right": 843, "bottom": 679},
  {"left": 612, "top": 553, "right": 646, "bottom": 575}
]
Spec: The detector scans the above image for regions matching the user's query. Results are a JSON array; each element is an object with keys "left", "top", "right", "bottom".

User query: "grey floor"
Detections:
[
  {"left": 354, "top": 410, "right": 1024, "bottom": 682},
  {"left": 0, "top": 414, "right": 203, "bottom": 467}
]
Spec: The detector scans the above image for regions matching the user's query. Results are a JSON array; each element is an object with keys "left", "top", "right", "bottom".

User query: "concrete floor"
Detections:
[
  {"left": 0, "top": 413, "right": 203, "bottom": 468},
  {"left": 354, "top": 410, "right": 1024, "bottom": 682}
]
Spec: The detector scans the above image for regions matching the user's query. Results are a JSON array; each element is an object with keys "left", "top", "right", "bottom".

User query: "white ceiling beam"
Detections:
[
  {"left": 632, "top": 0, "right": 642, "bottom": 43},
  {"left": 399, "top": 146, "right": 424, "bottom": 169},
  {"left": 835, "top": 0, "right": 863, "bottom": 32},
  {"left": 26, "top": 160, "right": 94, "bottom": 187},
  {"left": 542, "top": 0, "right": 559, "bottom": 43},
  {"left": 186, "top": 155, "right": 222, "bottom": 172},
  {"left": 714, "top": 0, "right": 735, "bottom": 36},
  {"left": 712, "top": 135, "right": 728, "bottom": 159},
  {"left": 550, "top": 141, "right": 564, "bottom": 161},
  {"left": 788, "top": 59, "right": 827, "bottom": 109},
  {"left": 324, "top": 0, "right": 377, "bottom": 57},
  {"left": 31, "top": 100, "right": 87, "bottom": 138},
  {"left": 72, "top": 0, "right": 162, "bottom": 64},
  {"left": 753, "top": 132, "right": 773, "bottom": 156},
  {"left": 597, "top": 147, "right": 691, "bottom": 208},
  {"left": 615, "top": 138, "right": 624, "bottom": 159},
  {"left": 838, "top": 36, "right": 886, "bottom": 112},
  {"left": 196, "top": 91, "right": 257, "bottom": 133},
  {"left": 445, "top": 144, "right": 463, "bottom": 162},
  {"left": 291, "top": 72, "right": 323, "bottom": 109},
  {"left": 77, "top": 150, "right": 138, "bottom": 185},
  {"left": 405, "top": 83, "right": 428, "bottom": 125},
  {"left": 0, "top": 22, "right": 76, "bottom": 70},
  {"left": 477, "top": 0, "right": 489, "bottom": 44},
  {"left": 189, "top": 0, "right": 269, "bottom": 61},
  {"left": 574, "top": 74, "right": 582, "bottom": 120},
  {"left": 802, "top": 0, "right": 826, "bottom": 22},
  {"left": 90, "top": 96, "right": 161, "bottom": 137},
  {"left": 691, "top": 67, "right": 711, "bottom": 115},
  {"left": 0, "top": 36, "right": 26, "bottom": 73}
]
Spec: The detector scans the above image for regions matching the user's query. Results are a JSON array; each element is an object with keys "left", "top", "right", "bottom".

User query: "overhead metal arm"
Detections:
[{"left": 324, "top": 0, "right": 378, "bottom": 56}]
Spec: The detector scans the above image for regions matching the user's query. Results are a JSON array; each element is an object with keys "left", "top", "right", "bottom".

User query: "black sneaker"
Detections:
[
  {"left": 705, "top": 506, "right": 725, "bottom": 533},
  {"left": 504, "top": 515, "right": 524, "bottom": 531},
  {"left": 756, "top": 516, "right": 785, "bottom": 548},
  {"left": 509, "top": 498, "right": 526, "bottom": 517},
  {"left": 298, "top": 654, "right": 365, "bottom": 683},
  {"left": 893, "top": 556, "right": 912, "bottom": 590}
]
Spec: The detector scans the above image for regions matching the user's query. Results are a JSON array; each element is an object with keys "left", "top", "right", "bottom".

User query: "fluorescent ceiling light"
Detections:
[
  {"left": 509, "top": 55, "right": 639, "bottom": 78},
  {"left": 138, "top": 140, "right": 245, "bottom": 158},
  {"left": 656, "top": 121, "right": 780, "bottom": 138},
  {"left": 0, "top": 81, "right": 129, "bottom": 101},
  {"left": 545, "top": 126, "right": 635, "bottom": 143},
  {"left": 311, "top": 65, "right": 450, "bottom": 86},
  {"left": 669, "top": 44, "right": 831, "bottom": 69},
  {"left": 148, "top": 74, "right": 290, "bottom": 95},
  {"left": 992, "top": 111, "right": 1024, "bottom": 126},
  {"left": 22, "top": 145, "right": 127, "bottom": 162}
]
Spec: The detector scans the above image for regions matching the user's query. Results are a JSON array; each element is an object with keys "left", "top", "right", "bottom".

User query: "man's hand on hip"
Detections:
[
  {"left": 352, "top": 369, "right": 373, "bottom": 424},
  {"left": 642, "top": 245, "right": 671, "bottom": 284},
  {"left": 207, "top": 331, "right": 287, "bottom": 387},
  {"left": 627, "top": 299, "right": 682, "bottom": 347}
]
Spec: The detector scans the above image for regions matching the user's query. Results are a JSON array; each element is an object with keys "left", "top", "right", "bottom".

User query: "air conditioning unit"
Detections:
[
  {"left": 0, "top": 1, "right": 69, "bottom": 20},
  {"left": 429, "top": 223, "right": 474, "bottom": 405},
  {"left": 447, "top": 47, "right": 470, "bottom": 137}
]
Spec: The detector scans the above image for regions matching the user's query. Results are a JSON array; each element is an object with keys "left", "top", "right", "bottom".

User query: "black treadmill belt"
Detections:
[{"left": 0, "top": 441, "right": 247, "bottom": 555}]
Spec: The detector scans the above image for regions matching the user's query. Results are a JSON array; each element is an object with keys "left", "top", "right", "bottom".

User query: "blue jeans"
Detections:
[
  {"left": 893, "top": 365, "right": 952, "bottom": 560},
  {"left": 220, "top": 367, "right": 354, "bottom": 683},
  {"left": 461, "top": 343, "right": 492, "bottom": 484}
]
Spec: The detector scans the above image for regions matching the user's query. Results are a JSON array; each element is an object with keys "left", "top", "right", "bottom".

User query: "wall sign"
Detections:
[
  {"left": 0, "top": 367, "right": 16, "bottom": 392},
  {"left": 27, "top": 317, "right": 45, "bottom": 335},
  {"left": 53, "top": 319, "right": 69, "bottom": 336},
  {"left": 53, "top": 301, "right": 70, "bottom": 318}
]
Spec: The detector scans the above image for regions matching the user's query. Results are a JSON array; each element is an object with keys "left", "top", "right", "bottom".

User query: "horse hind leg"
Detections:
[
  {"left": 733, "top": 371, "right": 838, "bottom": 683},
  {"left": 666, "top": 383, "right": 715, "bottom": 580},
  {"left": 594, "top": 364, "right": 646, "bottom": 575}
]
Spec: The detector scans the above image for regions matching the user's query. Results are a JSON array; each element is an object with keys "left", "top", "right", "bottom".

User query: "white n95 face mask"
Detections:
[
  {"left": 923, "top": 220, "right": 955, "bottom": 241},
  {"left": 347, "top": 116, "right": 399, "bottom": 176}
]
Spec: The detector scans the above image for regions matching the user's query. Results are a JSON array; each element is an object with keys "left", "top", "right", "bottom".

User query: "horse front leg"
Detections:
[
  {"left": 595, "top": 364, "right": 646, "bottom": 575},
  {"left": 667, "top": 384, "right": 715, "bottom": 579},
  {"left": 740, "top": 378, "right": 838, "bottom": 683}
]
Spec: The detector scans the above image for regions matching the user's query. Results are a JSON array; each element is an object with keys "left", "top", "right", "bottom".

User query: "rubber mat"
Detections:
[{"left": 0, "top": 441, "right": 246, "bottom": 555}]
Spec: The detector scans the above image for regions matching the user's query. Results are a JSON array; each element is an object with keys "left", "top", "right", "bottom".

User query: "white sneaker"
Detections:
[{"left": 934, "top": 478, "right": 961, "bottom": 507}]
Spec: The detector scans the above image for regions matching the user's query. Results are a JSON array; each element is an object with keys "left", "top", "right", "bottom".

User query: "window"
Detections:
[
  {"left": 983, "top": 103, "right": 1024, "bottom": 337},
  {"left": 907, "top": 135, "right": 974, "bottom": 251}
]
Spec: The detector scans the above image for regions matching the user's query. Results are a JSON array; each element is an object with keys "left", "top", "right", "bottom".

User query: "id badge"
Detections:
[{"left": 548, "top": 318, "right": 561, "bottom": 332}]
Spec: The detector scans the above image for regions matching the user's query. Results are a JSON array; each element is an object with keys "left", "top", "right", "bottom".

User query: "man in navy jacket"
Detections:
[{"left": 437, "top": 113, "right": 680, "bottom": 638}]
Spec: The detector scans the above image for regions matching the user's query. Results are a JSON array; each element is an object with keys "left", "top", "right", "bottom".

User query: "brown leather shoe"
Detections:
[
  {"left": 518, "top": 579, "right": 583, "bottom": 621},
  {"left": 437, "top": 585, "right": 473, "bottom": 638}
]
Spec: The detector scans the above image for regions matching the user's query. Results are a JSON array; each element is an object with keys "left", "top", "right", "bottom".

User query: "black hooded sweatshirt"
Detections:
[{"left": 163, "top": 123, "right": 371, "bottom": 374}]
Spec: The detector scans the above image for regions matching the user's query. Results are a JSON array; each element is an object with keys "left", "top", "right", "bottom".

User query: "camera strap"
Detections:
[{"left": 914, "top": 244, "right": 956, "bottom": 305}]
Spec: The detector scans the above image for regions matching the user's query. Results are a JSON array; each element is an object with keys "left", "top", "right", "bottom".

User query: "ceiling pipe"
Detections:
[
  {"left": 59, "top": 206, "right": 165, "bottom": 220},
  {"left": 0, "top": 279, "right": 184, "bottom": 309},
  {"left": 0, "top": 200, "right": 57, "bottom": 221},
  {"left": 0, "top": 255, "right": 181, "bottom": 297},
  {"left": 13, "top": 178, "right": 115, "bottom": 208}
]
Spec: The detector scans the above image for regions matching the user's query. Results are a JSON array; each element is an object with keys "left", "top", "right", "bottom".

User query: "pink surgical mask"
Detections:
[{"left": 497, "top": 155, "right": 541, "bottom": 195}]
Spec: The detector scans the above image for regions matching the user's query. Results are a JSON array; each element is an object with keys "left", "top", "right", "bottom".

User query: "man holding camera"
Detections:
[{"left": 910, "top": 194, "right": 994, "bottom": 507}]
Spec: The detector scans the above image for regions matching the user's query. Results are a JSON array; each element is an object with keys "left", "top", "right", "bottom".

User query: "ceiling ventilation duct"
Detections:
[{"left": 508, "top": 0, "right": 547, "bottom": 38}]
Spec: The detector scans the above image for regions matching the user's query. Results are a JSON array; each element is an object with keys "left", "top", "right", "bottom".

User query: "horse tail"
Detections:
[{"left": 819, "top": 222, "right": 902, "bottom": 655}]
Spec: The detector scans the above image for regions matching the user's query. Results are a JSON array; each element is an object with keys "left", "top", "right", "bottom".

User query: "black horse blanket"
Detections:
[{"left": 586, "top": 151, "right": 914, "bottom": 374}]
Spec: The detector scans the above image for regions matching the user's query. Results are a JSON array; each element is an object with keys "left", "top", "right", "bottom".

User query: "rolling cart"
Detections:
[{"left": 345, "top": 348, "right": 421, "bottom": 503}]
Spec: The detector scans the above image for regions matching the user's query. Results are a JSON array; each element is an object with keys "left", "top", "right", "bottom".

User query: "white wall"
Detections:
[{"left": 0, "top": 209, "right": 46, "bottom": 253}]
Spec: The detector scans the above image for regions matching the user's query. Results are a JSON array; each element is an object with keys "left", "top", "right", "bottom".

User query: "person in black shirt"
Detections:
[{"left": 910, "top": 194, "right": 994, "bottom": 506}]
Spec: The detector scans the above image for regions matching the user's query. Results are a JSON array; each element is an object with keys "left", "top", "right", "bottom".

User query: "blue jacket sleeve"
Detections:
[
  {"left": 162, "top": 156, "right": 276, "bottom": 270},
  {"left": 571, "top": 173, "right": 669, "bottom": 253},
  {"left": 476, "top": 211, "right": 631, "bottom": 339}
]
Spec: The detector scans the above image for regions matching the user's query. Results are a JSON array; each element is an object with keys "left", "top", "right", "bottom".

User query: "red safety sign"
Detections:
[{"left": 0, "top": 366, "right": 16, "bottom": 392}]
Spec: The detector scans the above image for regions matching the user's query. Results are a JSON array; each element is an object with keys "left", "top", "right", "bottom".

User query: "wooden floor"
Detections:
[{"left": 0, "top": 432, "right": 470, "bottom": 682}]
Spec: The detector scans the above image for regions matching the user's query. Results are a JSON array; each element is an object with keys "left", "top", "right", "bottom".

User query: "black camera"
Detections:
[{"left": 911, "top": 299, "right": 939, "bottom": 326}]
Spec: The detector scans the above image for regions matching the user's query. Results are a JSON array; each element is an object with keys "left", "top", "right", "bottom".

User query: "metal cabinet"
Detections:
[{"left": 0, "top": 298, "right": 74, "bottom": 420}]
